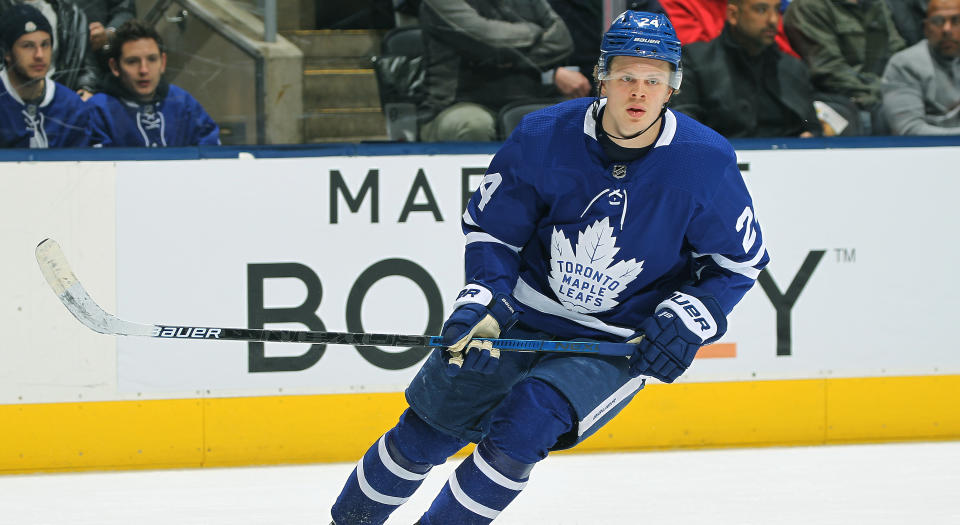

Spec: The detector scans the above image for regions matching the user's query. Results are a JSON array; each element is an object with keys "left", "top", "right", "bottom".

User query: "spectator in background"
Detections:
[
  {"left": 660, "top": 0, "right": 800, "bottom": 57},
  {"left": 882, "top": 0, "right": 960, "bottom": 134},
  {"left": 0, "top": 3, "right": 91, "bottom": 147},
  {"left": 73, "top": 0, "right": 136, "bottom": 54},
  {"left": 88, "top": 20, "right": 220, "bottom": 147},
  {"left": 416, "top": 0, "right": 575, "bottom": 141},
  {"left": 548, "top": 0, "right": 601, "bottom": 96},
  {"left": 784, "top": 0, "right": 905, "bottom": 135},
  {"left": 0, "top": 0, "right": 101, "bottom": 99},
  {"left": 545, "top": 1, "right": 665, "bottom": 96},
  {"left": 885, "top": 0, "right": 928, "bottom": 46},
  {"left": 671, "top": 0, "right": 822, "bottom": 137}
]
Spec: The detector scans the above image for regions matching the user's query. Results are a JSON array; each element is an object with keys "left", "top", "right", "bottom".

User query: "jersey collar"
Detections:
[
  {"left": 583, "top": 98, "right": 678, "bottom": 148},
  {"left": 0, "top": 69, "right": 56, "bottom": 108}
]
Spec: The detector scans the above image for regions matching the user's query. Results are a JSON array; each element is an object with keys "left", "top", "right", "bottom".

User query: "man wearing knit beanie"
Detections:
[
  {"left": 1, "top": 3, "right": 91, "bottom": 147},
  {"left": 0, "top": 0, "right": 101, "bottom": 97}
]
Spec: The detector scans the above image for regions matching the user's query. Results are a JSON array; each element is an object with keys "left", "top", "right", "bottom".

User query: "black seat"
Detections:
[
  {"left": 381, "top": 24, "right": 423, "bottom": 56},
  {"left": 496, "top": 99, "right": 555, "bottom": 139},
  {"left": 372, "top": 26, "right": 424, "bottom": 141}
]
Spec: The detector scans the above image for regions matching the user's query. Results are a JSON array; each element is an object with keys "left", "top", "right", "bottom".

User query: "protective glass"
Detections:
[{"left": 598, "top": 68, "right": 671, "bottom": 89}]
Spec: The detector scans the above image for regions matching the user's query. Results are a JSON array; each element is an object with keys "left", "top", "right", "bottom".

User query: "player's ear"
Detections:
[
  {"left": 160, "top": 52, "right": 167, "bottom": 74},
  {"left": 108, "top": 57, "right": 120, "bottom": 77}
]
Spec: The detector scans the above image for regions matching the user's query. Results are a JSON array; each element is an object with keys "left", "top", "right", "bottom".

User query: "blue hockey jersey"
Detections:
[
  {"left": 87, "top": 82, "right": 220, "bottom": 147},
  {"left": 462, "top": 98, "right": 769, "bottom": 341},
  {"left": 0, "top": 70, "right": 91, "bottom": 148}
]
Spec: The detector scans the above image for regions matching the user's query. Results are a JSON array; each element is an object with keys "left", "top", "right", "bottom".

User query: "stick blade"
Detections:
[
  {"left": 35, "top": 238, "right": 154, "bottom": 336},
  {"left": 36, "top": 238, "right": 77, "bottom": 297}
]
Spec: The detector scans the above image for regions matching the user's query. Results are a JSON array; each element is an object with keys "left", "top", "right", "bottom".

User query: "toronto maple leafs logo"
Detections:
[{"left": 548, "top": 217, "right": 644, "bottom": 313}]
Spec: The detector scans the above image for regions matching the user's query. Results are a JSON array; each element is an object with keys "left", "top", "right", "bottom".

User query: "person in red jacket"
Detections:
[{"left": 660, "top": 0, "right": 799, "bottom": 57}]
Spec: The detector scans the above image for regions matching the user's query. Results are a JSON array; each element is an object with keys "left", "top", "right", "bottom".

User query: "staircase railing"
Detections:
[{"left": 143, "top": 0, "right": 269, "bottom": 144}]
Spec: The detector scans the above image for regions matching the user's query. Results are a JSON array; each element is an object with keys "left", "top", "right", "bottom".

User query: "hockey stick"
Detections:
[{"left": 35, "top": 239, "right": 637, "bottom": 357}]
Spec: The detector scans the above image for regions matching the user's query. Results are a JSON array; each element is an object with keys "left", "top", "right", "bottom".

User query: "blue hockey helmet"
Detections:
[{"left": 598, "top": 11, "right": 682, "bottom": 90}]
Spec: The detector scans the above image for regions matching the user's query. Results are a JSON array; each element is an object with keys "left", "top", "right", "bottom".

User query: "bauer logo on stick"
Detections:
[{"left": 152, "top": 326, "right": 222, "bottom": 339}]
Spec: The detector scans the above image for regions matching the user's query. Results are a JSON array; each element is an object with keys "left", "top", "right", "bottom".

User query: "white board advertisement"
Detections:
[
  {"left": 112, "top": 147, "right": 960, "bottom": 397},
  {"left": 115, "top": 155, "right": 487, "bottom": 396}
]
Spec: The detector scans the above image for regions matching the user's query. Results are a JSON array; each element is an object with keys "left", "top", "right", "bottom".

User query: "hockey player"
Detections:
[
  {"left": 330, "top": 10, "right": 769, "bottom": 525},
  {"left": 0, "top": 3, "right": 91, "bottom": 148},
  {"left": 87, "top": 20, "right": 220, "bottom": 147}
]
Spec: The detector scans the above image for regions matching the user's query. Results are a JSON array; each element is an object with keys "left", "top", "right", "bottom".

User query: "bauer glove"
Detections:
[
  {"left": 440, "top": 283, "right": 520, "bottom": 376},
  {"left": 627, "top": 287, "right": 727, "bottom": 383}
]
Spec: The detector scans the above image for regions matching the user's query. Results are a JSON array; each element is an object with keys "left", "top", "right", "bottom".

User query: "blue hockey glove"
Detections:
[
  {"left": 627, "top": 288, "right": 727, "bottom": 383},
  {"left": 441, "top": 283, "right": 520, "bottom": 376}
]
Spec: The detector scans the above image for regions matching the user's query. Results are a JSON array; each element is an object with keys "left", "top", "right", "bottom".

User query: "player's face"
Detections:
[
  {"left": 112, "top": 38, "right": 167, "bottom": 102},
  {"left": 7, "top": 31, "right": 52, "bottom": 83},
  {"left": 925, "top": 0, "right": 960, "bottom": 58},
  {"left": 727, "top": 0, "right": 781, "bottom": 51},
  {"left": 600, "top": 56, "right": 673, "bottom": 140}
]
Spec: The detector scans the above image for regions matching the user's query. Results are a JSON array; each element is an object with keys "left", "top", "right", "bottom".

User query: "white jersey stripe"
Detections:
[
  {"left": 579, "top": 189, "right": 610, "bottom": 218},
  {"left": 465, "top": 232, "right": 522, "bottom": 253},
  {"left": 448, "top": 471, "right": 501, "bottom": 520},
  {"left": 654, "top": 110, "right": 677, "bottom": 148},
  {"left": 693, "top": 240, "right": 767, "bottom": 280},
  {"left": 513, "top": 278, "right": 633, "bottom": 338},
  {"left": 578, "top": 376, "right": 645, "bottom": 437},
  {"left": 472, "top": 448, "right": 528, "bottom": 491},
  {"left": 376, "top": 435, "right": 429, "bottom": 481},
  {"left": 356, "top": 458, "right": 409, "bottom": 506},
  {"left": 462, "top": 209, "right": 478, "bottom": 227},
  {"left": 583, "top": 99, "right": 605, "bottom": 140}
]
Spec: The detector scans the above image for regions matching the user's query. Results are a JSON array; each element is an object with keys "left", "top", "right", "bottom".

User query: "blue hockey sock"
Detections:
[
  {"left": 419, "top": 440, "right": 534, "bottom": 525},
  {"left": 330, "top": 429, "right": 433, "bottom": 525},
  {"left": 331, "top": 409, "right": 466, "bottom": 525}
]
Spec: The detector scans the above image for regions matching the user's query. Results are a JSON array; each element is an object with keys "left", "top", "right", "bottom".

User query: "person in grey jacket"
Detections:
[
  {"left": 882, "top": 0, "right": 960, "bottom": 134},
  {"left": 416, "top": 0, "right": 574, "bottom": 141}
]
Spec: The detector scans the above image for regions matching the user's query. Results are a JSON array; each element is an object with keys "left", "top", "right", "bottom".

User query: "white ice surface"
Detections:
[{"left": 1, "top": 441, "right": 958, "bottom": 524}]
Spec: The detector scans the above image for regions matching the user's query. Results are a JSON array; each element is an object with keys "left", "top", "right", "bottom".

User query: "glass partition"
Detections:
[{"left": 0, "top": 0, "right": 956, "bottom": 149}]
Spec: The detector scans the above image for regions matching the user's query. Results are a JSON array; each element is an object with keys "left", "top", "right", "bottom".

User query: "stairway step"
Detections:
[
  {"left": 283, "top": 29, "right": 383, "bottom": 60},
  {"left": 306, "top": 56, "right": 376, "bottom": 69},
  {"left": 304, "top": 68, "right": 381, "bottom": 109},
  {"left": 303, "top": 108, "right": 387, "bottom": 139}
]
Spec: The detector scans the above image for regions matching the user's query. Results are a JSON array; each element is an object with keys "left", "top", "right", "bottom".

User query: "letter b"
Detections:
[{"left": 247, "top": 263, "right": 326, "bottom": 372}]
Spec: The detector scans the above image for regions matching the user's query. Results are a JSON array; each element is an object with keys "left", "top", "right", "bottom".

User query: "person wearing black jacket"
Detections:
[
  {"left": 416, "top": 0, "right": 574, "bottom": 141},
  {"left": 670, "top": 0, "right": 821, "bottom": 137},
  {"left": 0, "top": 0, "right": 100, "bottom": 98},
  {"left": 73, "top": 0, "right": 136, "bottom": 53}
]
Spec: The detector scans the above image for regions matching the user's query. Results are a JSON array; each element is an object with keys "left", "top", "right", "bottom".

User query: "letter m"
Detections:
[{"left": 330, "top": 169, "right": 379, "bottom": 224}]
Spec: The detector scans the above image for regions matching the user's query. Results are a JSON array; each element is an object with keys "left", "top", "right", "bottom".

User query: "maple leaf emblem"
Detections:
[{"left": 547, "top": 218, "right": 644, "bottom": 313}]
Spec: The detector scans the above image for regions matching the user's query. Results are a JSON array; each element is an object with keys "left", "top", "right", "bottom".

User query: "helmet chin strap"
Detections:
[
  {"left": 591, "top": 82, "right": 669, "bottom": 143},
  {"left": 603, "top": 105, "right": 666, "bottom": 141}
]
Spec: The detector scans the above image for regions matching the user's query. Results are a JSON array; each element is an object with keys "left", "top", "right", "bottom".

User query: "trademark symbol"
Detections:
[{"left": 833, "top": 248, "right": 856, "bottom": 263}]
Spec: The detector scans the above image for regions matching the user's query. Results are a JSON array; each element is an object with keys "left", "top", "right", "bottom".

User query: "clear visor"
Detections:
[{"left": 598, "top": 63, "right": 679, "bottom": 89}]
